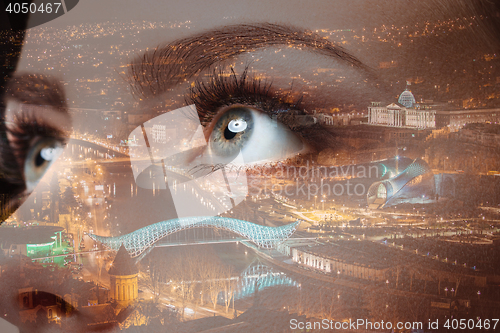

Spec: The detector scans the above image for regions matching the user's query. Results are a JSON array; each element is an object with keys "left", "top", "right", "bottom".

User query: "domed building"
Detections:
[
  {"left": 398, "top": 88, "right": 416, "bottom": 108},
  {"left": 108, "top": 245, "right": 138, "bottom": 307},
  {"left": 368, "top": 86, "right": 435, "bottom": 129}
]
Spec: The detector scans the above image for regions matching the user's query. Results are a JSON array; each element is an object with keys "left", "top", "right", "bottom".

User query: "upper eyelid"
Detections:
[{"left": 186, "top": 66, "right": 306, "bottom": 124}]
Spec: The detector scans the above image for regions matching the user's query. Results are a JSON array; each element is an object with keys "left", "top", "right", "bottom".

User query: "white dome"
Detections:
[{"left": 398, "top": 89, "right": 416, "bottom": 108}]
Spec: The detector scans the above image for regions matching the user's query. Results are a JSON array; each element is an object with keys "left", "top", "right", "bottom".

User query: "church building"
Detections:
[{"left": 108, "top": 245, "right": 138, "bottom": 307}]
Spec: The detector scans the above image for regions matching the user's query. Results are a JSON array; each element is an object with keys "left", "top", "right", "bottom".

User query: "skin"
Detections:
[{"left": 2, "top": 0, "right": 498, "bottom": 331}]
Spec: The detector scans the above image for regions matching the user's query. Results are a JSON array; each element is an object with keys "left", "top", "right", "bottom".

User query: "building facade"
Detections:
[
  {"left": 456, "top": 123, "right": 500, "bottom": 147},
  {"left": 291, "top": 245, "right": 388, "bottom": 282},
  {"left": 435, "top": 109, "right": 500, "bottom": 131},
  {"left": 368, "top": 101, "right": 436, "bottom": 129},
  {"left": 369, "top": 88, "right": 500, "bottom": 131}
]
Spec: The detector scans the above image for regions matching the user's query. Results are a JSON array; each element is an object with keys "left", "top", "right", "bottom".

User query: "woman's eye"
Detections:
[
  {"left": 24, "top": 138, "right": 64, "bottom": 192},
  {"left": 203, "top": 105, "right": 305, "bottom": 165}
]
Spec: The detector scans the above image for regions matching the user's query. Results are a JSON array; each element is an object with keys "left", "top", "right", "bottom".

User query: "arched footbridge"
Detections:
[{"left": 89, "top": 216, "right": 299, "bottom": 258}]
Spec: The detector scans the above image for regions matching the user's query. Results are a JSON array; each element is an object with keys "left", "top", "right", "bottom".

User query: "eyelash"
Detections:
[{"left": 186, "top": 66, "right": 305, "bottom": 125}]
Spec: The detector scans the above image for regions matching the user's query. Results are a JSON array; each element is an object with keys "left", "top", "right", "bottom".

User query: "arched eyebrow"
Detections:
[
  {"left": 128, "top": 23, "right": 370, "bottom": 99},
  {"left": 4, "top": 73, "right": 68, "bottom": 112}
]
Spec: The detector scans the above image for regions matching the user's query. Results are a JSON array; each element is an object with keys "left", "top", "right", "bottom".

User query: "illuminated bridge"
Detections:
[
  {"left": 234, "top": 263, "right": 299, "bottom": 300},
  {"left": 89, "top": 217, "right": 299, "bottom": 258}
]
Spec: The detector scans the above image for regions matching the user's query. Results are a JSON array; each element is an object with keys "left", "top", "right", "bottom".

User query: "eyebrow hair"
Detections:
[
  {"left": 128, "top": 23, "right": 370, "bottom": 99},
  {"left": 3, "top": 73, "right": 68, "bottom": 112}
]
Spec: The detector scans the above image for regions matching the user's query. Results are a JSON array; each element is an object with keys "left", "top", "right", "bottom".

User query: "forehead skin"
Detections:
[{"left": 15, "top": 0, "right": 487, "bottom": 113}]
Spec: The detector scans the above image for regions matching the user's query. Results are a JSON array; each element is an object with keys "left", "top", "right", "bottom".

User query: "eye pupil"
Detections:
[
  {"left": 35, "top": 152, "right": 46, "bottom": 167},
  {"left": 224, "top": 126, "right": 238, "bottom": 140}
]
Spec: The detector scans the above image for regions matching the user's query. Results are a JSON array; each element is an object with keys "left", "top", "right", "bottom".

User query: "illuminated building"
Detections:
[
  {"left": 369, "top": 89, "right": 500, "bottom": 132},
  {"left": 368, "top": 101, "right": 436, "bottom": 129},
  {"left": 457, "top": 123, "right": 500, "bottom": 147},
  {"left": 315, "top": 113, "right": 334, "bottom": 125},
  {"left": 292, "top": 244, "right": 389, "bottom": 282},
  {"left": 435, "top": 109, "right": 500, "bottom": 132},
  {"left": 315, "top": 112, "right": 367, "bottom": 126},
  {"left": 108, "top": 245, "right": 138, "bottom": 307},
  {"left": 0, "top": 226, "right": 63, "bottom": 258},
  {"left": 151, "top": 124, "right": 166, "bottom": 143},
  {"left": 368, "top": 87, "right": 436, "bottom": 128},
  {"left": 291, "top": 241, "right": 487, "bottom": 290}
]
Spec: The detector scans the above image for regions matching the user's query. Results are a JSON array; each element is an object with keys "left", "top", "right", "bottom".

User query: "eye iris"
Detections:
[
  {"left": 210, "top": 107, "right": 253, "bottom": 157},
  {"left": 224, "top": 119, "right": 247, "bottom": 140},
  {"left": 24, "top": 139, "right": 63, "bottom": 192}
]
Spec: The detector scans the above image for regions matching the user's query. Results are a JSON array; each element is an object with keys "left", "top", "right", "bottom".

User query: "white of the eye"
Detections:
[
  {"left": 40, "top": 146, "right": 62, "bottom": 161},
  {"left": 196, "top": 109, "right": 304, "bottom": 166},
  {"left": 228, "top": 119, "right": 247, "bottom": 132}
]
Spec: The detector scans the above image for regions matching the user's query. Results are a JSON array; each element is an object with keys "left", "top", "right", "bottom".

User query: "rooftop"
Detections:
[
  {"left": 297, "top": 240, "right": 484, "bottom": 276},
  {"left": 0, "top": 226, "right": 63, "bottom": 247},
  {"left": 108, "top": 244, "right": 138, "bottom": 276}
]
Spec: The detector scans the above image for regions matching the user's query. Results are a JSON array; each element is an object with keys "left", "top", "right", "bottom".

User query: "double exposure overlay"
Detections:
[{"left": 0, "top": 0, "right": 500, "bottom": 332}]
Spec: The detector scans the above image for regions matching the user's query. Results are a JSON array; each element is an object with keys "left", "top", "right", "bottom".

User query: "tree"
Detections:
[
  {"left": 221, "top": 266, "right": 237, "bottom": 313},
  {"left": 140, "top": 255, "right": 166, "bottom": 304},
  {"left": 148, "top": 246, "right": 238, "bottom": 317},
  {"left": 62, "top": 215, "right": 71, "bottom": 234},
  {"left": 61, "top": 186, "right": 78, "bottom": 213},
  {"left": 207, "top": 264, "right": 224, "bottom": 310},
  {"left": 121, "top": 301, "right": 181, "bottom": 332}
]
